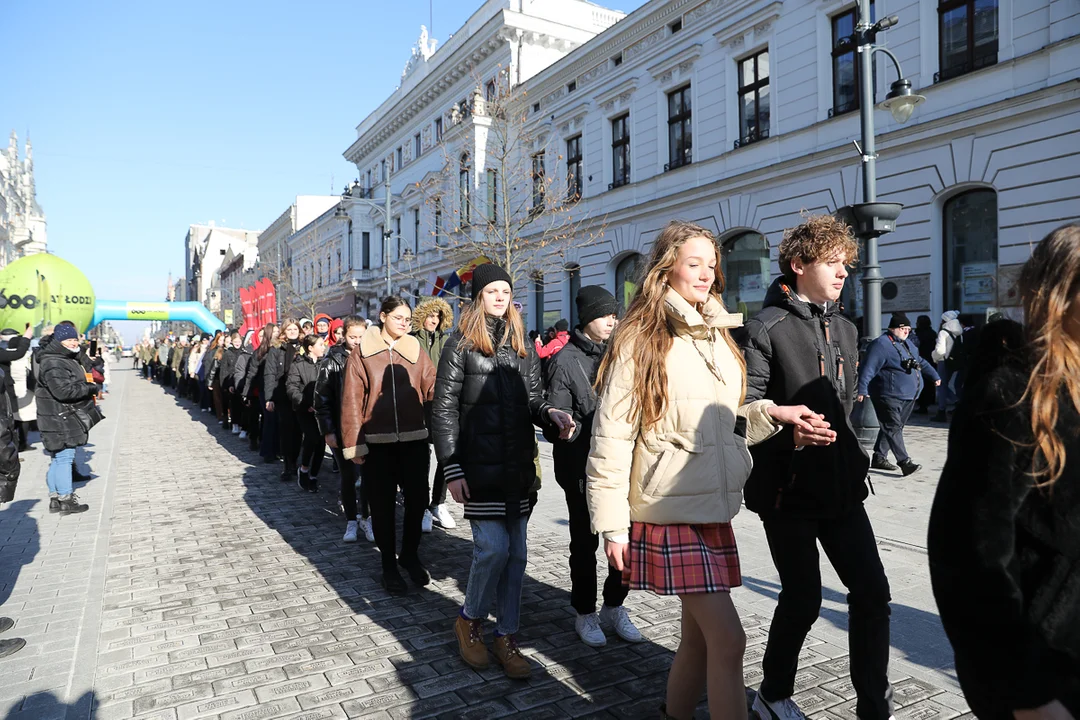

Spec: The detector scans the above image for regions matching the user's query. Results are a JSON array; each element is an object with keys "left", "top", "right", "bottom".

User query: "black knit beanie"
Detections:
[
  {"left": 470, "top": 263, "right": 513, "bottom": 300},
  {"left": 576, "top": 285, "right": 618, "bottom": 328},
  {"left": 888, "top": 312, "right": 911, "bottom": 329}
]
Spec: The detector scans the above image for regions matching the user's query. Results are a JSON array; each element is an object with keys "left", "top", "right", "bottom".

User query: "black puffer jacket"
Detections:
[
  {"left": 235, "top": 348, "right": 256, "bottom": 398},
  {"left": 34, "top": 340, "right": 103, "bottom": 454},
  {"left": 0, "top": 367, "right": 21, "bottom": 503},
  {"left": 314, "top": 344, "right": 349, "bottom": 441},
  {"left": 544, "top": 327, "right": 604, "bottom": 472},
  {"left": 734, "top": 277, "right": 870, "bottom": 519},
  {"left": 432, "top": 317, "right": 553, "bottom": 518},
  {"left": 286, "top": 354, "right": 319, "bottom": 412},
  {"left": 218, "top": 346, "right": 240, "bottom": 391},
  {"left": 263, "top": 340, "right": 298, "bottom": 405},
  {"left": 929, "top": 341, "right": 1080, "bottom": 718}
]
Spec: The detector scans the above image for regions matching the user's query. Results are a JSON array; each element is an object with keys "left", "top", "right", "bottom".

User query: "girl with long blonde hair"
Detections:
[
  {"left": 589, "top": 221, "right": 782, "bottom": 720},
  {"left": 929, "top": 223, "right": 1080, "bottom": 720}
]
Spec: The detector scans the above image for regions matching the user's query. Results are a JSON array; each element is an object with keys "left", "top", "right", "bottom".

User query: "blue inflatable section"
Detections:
[{"left": 89, "top": 300, "right": 227, "bottom": 335}]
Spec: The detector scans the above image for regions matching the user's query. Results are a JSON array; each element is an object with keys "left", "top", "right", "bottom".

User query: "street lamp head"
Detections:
[{"left": 880, "top": 78, "right": 925, "bottom": 124}]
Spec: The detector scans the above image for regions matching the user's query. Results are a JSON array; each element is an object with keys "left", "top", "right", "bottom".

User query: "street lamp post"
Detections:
[{"left": 341, "top": 177, "right": 396, "bottom": 300}]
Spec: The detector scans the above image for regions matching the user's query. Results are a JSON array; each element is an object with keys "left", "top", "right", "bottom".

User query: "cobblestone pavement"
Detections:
[{"left": 0, "top": 368, "right": 972, "bottom": 719}]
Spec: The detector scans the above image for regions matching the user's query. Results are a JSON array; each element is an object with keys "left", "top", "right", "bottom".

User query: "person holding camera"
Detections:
[{"left": 857, "top": 313, "right": 940, "bottom": 476}]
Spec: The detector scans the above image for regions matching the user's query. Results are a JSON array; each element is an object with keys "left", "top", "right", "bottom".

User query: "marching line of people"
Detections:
[{"left": 124, "top": 218, "right": 1079, "bottom": 719}]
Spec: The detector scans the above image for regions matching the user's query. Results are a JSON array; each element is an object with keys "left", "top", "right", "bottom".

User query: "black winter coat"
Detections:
[
  {"left": 286, "top": 354, "right": 319, "bottom": 412},
  {"left": 544, "top": 328, "right": 604, "bottom": 474},
  {"left": 928, "top": 345, "right": 1080, "bottom": 718},
  {"left": 432, "top": 318, "right": 553, "bottom": 518},
  {"left": 34, "top": 341, "right": 102, "bottom": 454},
  {"left": 218, "top": 347, "right": 240, "bottom": 391},
  {"left": 0, "top": 367, "right": 21, "bottom": 503},
  {"left": 314, "top": 344, "right": 349, "bottom": 441},
  {"left": 0, "top": 336, "right": 30, "bottom": 413},
  {"left": 263, "top": 341, "right": 298, "bottom": 405},
  {"left": 734, "top": 277, "right": 870, "bottom": 519}
]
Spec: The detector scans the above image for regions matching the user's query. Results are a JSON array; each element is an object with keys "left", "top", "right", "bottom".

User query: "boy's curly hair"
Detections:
[{"left": 778, "top": 213, "right": 860, "bottom": 281}]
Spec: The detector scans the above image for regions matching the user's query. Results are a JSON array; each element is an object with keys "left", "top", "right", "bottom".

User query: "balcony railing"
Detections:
[
  {"left": 934, "top": 53, "right": 997, "bottom": 83},
  {"left": 733, "top": 127, "right": 770, "bottom": 149},
  {"left": 664, "top": 150, "right": 692, "bottom": 172},
  {"left": 608, "top": 174, "right": 630, "bottom": 191}
]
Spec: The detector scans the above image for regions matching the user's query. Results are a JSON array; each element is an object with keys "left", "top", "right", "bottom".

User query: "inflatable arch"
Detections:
[{"left": 0, "top": 254, "right": 225, "bottom": 336}]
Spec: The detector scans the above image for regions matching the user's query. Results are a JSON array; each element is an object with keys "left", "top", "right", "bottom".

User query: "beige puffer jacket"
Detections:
[{"left": 587, "top": 289, "right": 778, "bottom": 540}]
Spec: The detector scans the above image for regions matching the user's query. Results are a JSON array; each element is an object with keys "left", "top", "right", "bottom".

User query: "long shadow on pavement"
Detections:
[
  {"left": 0, "top": 499, "right": 40, "bottom": 609},
  {"left": 2, "top": 689, "right": 97, "bottom": 719}
]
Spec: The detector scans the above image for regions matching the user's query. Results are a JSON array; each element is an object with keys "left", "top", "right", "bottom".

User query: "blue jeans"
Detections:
[
  {"left": 936, "top": 362, "right": 958, "bottom": 409},
  {"left": 463, "top": 514, "right": 529, "bottom": 636},
  {"left": 46, "top": 448, "right": 77, "bottom": 497}
]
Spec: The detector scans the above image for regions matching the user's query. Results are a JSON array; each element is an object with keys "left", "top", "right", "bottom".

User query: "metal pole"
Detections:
[
  {"left": 384, "top": 175, "right": 392, "bottom": 297},
  {"left": 858, "top": 0, "right": 882, "bottom": 337}
]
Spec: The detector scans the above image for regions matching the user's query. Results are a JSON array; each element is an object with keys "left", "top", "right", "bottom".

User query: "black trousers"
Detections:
[
  {"left": 278, "top": 404, "right": 299, "bottom": 474},
  {"left": 759, "top": 505, "right": 893, "bottom": 720},
  {"left": 555, "top": 459, "right": 628, "bottom": 615},
  {"left": 297, "top": 411, "right": 325, "bottom": 477},
  {"left": 332, "top": 445, "right": 363, "bottom": 519},
  {"left": 871, "top": 395, "right": 914, "bottom": 463},
  {"left": 364, "top": 440, "right": 429, "bottom": 572},
  {"left": 429, "top": 456, "right": 447, "bottom": 510}
]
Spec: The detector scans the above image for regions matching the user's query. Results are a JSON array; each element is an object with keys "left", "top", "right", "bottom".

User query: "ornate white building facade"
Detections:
[
  {"left": 334, "top": 0, "right": 1079, "bottom": 333},
  {"left": 0, "top": 131, "right": 48, "bottom": 267},
  {"left": 183, "top": 223, "right": 259, "bottom": 307}
]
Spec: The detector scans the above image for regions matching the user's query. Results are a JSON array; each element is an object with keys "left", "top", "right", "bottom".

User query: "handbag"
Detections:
[{"left": 91, "top": 368, "right": 105, "bottom": 384}]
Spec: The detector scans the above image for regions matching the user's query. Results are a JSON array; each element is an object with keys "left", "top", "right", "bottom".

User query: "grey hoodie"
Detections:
[{"left": 932, "top": 310, "right": 965, "bottom": 363}]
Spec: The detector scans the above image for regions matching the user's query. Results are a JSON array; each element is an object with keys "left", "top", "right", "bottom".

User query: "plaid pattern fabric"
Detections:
[{"left": 626, "top": 522, "right": 741, "bottom": 595}]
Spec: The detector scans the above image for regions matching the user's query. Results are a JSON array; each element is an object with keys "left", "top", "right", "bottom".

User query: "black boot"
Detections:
[
  {"left": 871, "top": 454, "right": 899, "bottom": 471},
  {"left": 932, "top": 410, "right": 948, "bottom": 423},
  {"left": 0, "top": 637, "right": 26, "bottom": 659},
  {"left": 382, "top": 568, "right": 408, "bottom": 596},
  {"left": 57, "top": 494, "right": 89, "bottom": 515},
  {"left": 49, "top": 497, "right": 60, "bottom": 513},
  {"left": 399, "top": 558, "right": 431, "bottom": 586},
  {"left": 899, "top": 459, "right": 922, "bottom": 477}
]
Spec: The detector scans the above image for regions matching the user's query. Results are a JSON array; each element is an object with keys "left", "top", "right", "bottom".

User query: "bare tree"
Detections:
[
  {"left": 261, "top": 260, "right": 320, "bottom": 322},
  {"left": 417, "top": 70, "right": 605, "bottom": 292}
]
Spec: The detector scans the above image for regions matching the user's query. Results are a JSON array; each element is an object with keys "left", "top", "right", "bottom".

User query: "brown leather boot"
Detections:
[
  {"left": 454, "top": 615, "right": 489, "bottom": 670},
  {"left": 492, "top": 633, "right": 530, "bottom": 679}
]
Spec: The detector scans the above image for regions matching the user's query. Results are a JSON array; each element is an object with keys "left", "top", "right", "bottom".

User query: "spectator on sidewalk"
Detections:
[
  {"left": 546, "top": 285, "right": 645, "bottom": 649},
  {"left": 736, "top": 214, "right": 893, "bottom": 720},
  {"left": 35, "top": 323, "right": 103, "bottom": 516},
  {"left": 0, "top": 362, "right": 25, "bottom": 659},
  {"left": 931, "top": 310, "right": 966, "bottom": 422},
  {"left": 856, "top": 313, "right": 940, "bottom": 476},
  {"left": 929, "top": 223, "right": 1080, "bottom": 720},
  {"left": 412, "top": 297, "right": 455, "bottom": 531},
  {"left": 0, "top": 327, "right": 34, "bottom": 451},
  {"left": 534, "top": 319, "right": 570, "bottom": 360}
]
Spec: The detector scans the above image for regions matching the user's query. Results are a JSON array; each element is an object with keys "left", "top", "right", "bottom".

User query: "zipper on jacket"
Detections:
[{"left": 389, "top": 349, "right": 400, "bottom": 436}]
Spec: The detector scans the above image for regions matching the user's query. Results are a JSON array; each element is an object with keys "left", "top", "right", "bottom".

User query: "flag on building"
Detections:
[{"left": 436, "top": 256, "right": 490, "bottom": 297}]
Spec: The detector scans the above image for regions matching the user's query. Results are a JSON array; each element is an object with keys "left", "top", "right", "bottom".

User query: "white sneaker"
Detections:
[
  {"left": 599, "top": 605, "right": 643, "bottom": 643},
  {"left": 751, "top": 693, "right": 807, "bottom": 720},
  {"left": 238, "top": 430, "right": 248, "bottom": 440},
  {"left": 231, "top": 424, "right": 241, "bottom": 434},
  {"left": 574, "top": 612, "right": 606, "bottom": 648},
  {"left": 421, "top": 509, "right": 434, "bottom": 533},
  {"left": 432, "top": 503, "right": 456, "bottom": 529},
  {"left": 343, "top": 521, "right": 358, "bottom": 542},
  {"left": 358, "top": 516, "right": 374, "bottom": 542}
]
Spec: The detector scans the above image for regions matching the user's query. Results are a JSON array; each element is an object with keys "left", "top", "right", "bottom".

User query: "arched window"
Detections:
[
  {"left": 614, "top": 253, "right": 644, "bottom": 311},
  {"left": 720, "top": 231, "right": 770, "bottom": 319},
  {"left": 459, "top": 154, "right": 471, "bottom": 226},
  {"left": 566, "top": 264, "right": 581, "bottom": 328},
  {"left": 944, "top": 189, "right": 998, "bottom": 315}
]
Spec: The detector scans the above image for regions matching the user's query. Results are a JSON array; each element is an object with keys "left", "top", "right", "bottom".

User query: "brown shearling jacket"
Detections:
[{"left": 340, "top": 327, "right": 436, "bottom": 460}]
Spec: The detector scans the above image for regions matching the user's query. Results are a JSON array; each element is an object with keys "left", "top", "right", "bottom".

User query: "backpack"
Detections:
[{"left": 945, "top": 327, "right": 971, "bottom": 373}]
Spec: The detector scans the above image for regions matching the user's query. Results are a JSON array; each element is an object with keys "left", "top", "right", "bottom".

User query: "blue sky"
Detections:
[{"left": 5, "top": 0, "right": 645, "bottom": 343}]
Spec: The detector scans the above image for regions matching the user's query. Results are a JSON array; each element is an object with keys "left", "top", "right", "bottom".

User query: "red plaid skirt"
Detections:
[{"left": 626, "top": 522, "right": 741, "bottom": 595}]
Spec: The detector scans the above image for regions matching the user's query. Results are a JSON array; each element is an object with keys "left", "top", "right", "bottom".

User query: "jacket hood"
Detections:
[
  {"left": 412, "top": 298, "right": 454, "bottom": 332},
  {"left": 314, "top": 313, "right": 333, "bottom": 331},
  {"left": 40, "top": 337, "right": 79, "bottom": 360},
  {"left": 663, "top": 287, "right": 742, "bottom": 337},
  {"left": 359, "top": 326, "right": 421, "bottom": 364},
  {"left": 570, "top": 327, "right": 606, "bottom": 357},
  {"left": 762, "top": 277, "right": 842, "bottom": 321},
  {"left": 941, "top": 310, "right": 960, "bottom": 323}
]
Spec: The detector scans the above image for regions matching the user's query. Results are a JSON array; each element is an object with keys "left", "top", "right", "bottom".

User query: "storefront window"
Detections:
[
  {"left": 944, "top": 189, "right": 998, "bottom": 316},
  {"left": 614, "top": 253, "right": 643, "bottom": 311},
  {"left": 720, "top": 231, "right": 770, "bottom": 319}
]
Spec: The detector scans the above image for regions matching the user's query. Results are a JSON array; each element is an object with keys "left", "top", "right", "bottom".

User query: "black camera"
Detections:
[{"left": 901, "top": 357, "right": 919, "bottom": 373}]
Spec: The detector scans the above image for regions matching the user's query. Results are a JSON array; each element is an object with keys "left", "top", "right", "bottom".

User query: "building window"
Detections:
[
  {"left": 937, "top": 0, "right": 998, "bottom": 83},
  {"left": 532, "top": 153, "right": 545, "bottom": 211},
  {"left": 413, "top": 208, "right": 420, "bottom": 254},
  {"left": 566, "top": 264, "right": 581, "bottom": 328},
  {"left": 614, "top": 253, "right": 644, "bottom": 311},
  {"left": 666, "top": 86, "right": 692, "bottom": 171},
  {"left": 362, "top": 231, "right": 370, "bottom": 269},
  {"left": 396, "top": 147, "right": 403, "bottom": 169},
  {"left": 485, "top": 80, "right": 497, "bottom": 102},
  {"left": 566, "top": 135, "right": 582, "bottom": 202},
  {"left": 434, "top": 117, "right": 443, "bottom": 142},
  {"left": 414, "top": 133, "right": 421, "bottom": 158},
  {"left": 567, "top": 80, "right": 577, "bottom": 93},
  {"left": 486, "top": 169, "right": 498, "bottom": 223},
  {"left": 459, "top": 154, "right": 471, "bottom": 226},
  {"left": 366, "top": 169, "right": 372, "bottom": 190},
  {"left": 381, "top": 159, "right": 387, "bottom": 181},
  {"left": 533, "top": 273, "right": 546, "bottom": 333},
  {"left": 434, "top": 198, "right": 443, "bottom": 246},
  {"left": 944, "top": 189, "right": 998, "bottom": 315},
  {"left": 736, "top": 50, "right": 770, "bottom": 148},
  {"left": 670, "top": 18, "right": 682, "bottom": 34},
  {"left": 533, "top": 102, "right": 541, "bottom": 113},
  {"left": 613, "top": 53, "right": 623, "bottom": 67},
  {"left": 720, "top": 232, "right": 770, "bottom": 320},
  {"left": 831, "top": 3, "right": 875, "bottom": 117},
  {"left": 610, "top": 114, "right": 631, "bottom": 189},
  {"left": 395, "top": 216, "right": 402, "bottom": 258}
]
